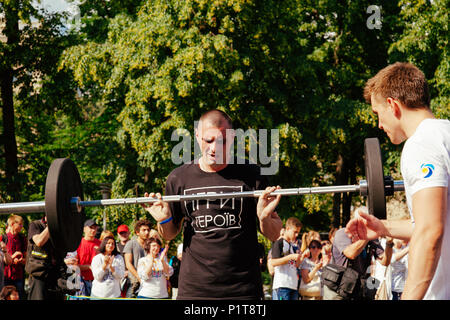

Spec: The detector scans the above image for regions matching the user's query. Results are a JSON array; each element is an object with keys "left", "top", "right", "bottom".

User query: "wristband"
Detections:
[{"left": 159, "top": 216, "right": 173, "bottom": 225}]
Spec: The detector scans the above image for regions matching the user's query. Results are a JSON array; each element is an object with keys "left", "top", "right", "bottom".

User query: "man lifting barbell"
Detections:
[
  {"left": 142, "top": 109, "right": 283, "bottom": 300},
  {"left": 345, "top": 62, "right": 450, "bottom": 300}
]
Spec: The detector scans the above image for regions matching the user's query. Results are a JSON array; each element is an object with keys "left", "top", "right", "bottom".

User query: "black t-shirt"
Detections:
[
  {"left": 116, "top": 241, "right": 127, "bottom": 258},
  {"left": 27, "top": 219, "right": 64, "bottom": 270},
  {"left": 166, "top": 161, "right": 268, "bottom": 299},
  {"left": 271, "top": 238, "right": 292, "bottom": 259}
]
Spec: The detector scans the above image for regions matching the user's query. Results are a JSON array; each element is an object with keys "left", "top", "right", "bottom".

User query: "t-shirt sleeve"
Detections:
[
  {"left": 332, "top": 229, "right": 352, "bottom": 266},
  {"left": 271, "top": 239, "right": 284, "bottom": 259},
  {"left": 333, "top": 229, "right": 352, "bottom": 254},
  {"left": 27, "top": 222, "right": 40, "bottom": 244},
  {"left": 123, "top": 240, "right": 133, "bottom": 255},
  {"left": 402, "top": 140, "right": 449, "bottom": 196}
]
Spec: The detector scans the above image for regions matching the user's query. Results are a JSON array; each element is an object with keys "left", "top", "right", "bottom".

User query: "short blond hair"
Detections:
[
  {"left": 285, "top": 217, "right": 302, "bottom": 229},
  {"left": 100, "top": 230, "right": 114, "bottom": 241},
  {"left": 7, "top": 215, "right": 23, "bottom": 226}
]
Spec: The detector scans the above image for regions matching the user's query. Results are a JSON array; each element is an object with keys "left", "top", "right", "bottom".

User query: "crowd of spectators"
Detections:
[
  {"left": 266, "top": 207, "right": 409, "bottom": 300},
  {"left": 1, "top": 209, "right": 408, "bottom": 301}
]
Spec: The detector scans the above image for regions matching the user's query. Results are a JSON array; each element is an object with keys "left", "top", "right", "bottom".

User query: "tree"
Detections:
[{"left": 59, "top": 0, "right": 410, "bottom": 230}]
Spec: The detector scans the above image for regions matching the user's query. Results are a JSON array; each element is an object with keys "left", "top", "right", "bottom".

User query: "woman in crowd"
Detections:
[
  {"left": 299, "top": 239, "right": 324, "bottom": 300},
  {"left": 391, "top": 239, "right": 409, "bottom": 300},
  {"left": 0, "top": 285, "right": 19, "bottom": 300},
  {"left": 91, "top": 235, "right": 125, "bottom": 298},
  {"left": 301, "top": 230, "right": 321, "bottom": 252},
  {"left": 100, "top": 230, "right": 115, "bottom": 241},
  {"left": 137, "top": 237, "right": 173, "bottom": 299}
]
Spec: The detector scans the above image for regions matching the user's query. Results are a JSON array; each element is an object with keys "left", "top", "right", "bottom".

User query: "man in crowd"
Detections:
[
  {"left": 324, "top": 207, "right": 393, "bottom": 300},
  {"left": 123, "top": 219, "right": 151, "bottom": 298},
  {"left": 346, "top": 62, "right": 450, "bottom": 299},
  {"left": 76, "top": 219, "right": 101, "bottom": 296},
  {"left": 0, "top": 238, "right": 12, "bottom": 292},
  {"left": 116, "top": 224, "right": 130, "bottom": 297},
  {"left": 143, "top": 109, "right": 283, "bottom": 300},
  {"left": 116, "top": 224, "right": 130, "bottom": 256},
  {"left": 3, "top": 215, "right": 27, "bottom": 299},
  {"left": 270, "top": 217, "right": 303, "bottom": 300},
  {"left": 26, "top": 216, "right": 67, "bottom": 300}
]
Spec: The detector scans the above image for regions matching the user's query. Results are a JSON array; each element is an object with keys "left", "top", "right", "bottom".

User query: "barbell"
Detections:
[{"left": 0, "top": 137, "right": 404, "bottom": 256}]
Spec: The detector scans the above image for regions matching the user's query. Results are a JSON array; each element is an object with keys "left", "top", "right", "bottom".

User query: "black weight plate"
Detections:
[
  {"left": 364, "top": 138, "right": 386, "bottom": 219},
  {"left": 45, "top": 158, "right": 85, "bottom": 256}
]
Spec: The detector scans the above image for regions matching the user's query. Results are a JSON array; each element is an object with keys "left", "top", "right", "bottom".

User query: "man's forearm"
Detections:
[
  {"left": 402, "top": 186, "right": 446, "bottom": 299},
  {"left": 259, "top": 213, "right": 282, "bottom": 242},
  {"left": 126, "top": 263, "right": 140, "bottom": 280},
  {"left": 343, "top": 240, "right": 369, "bottom": 260},
  {"left": 157, "top": 217, "right": 182, "bottom": 241},
  {"left": 381, "top": 220, "right": 413, "bottom": 241},
  {"left": 402, "top": 226, "right": 443, "bottom": 299},
  {"left": 270, "top": 255, "right": 293, "bottom": 267},
  {"left": 32, "top": 227, "right": 50, "bottom": 247}
]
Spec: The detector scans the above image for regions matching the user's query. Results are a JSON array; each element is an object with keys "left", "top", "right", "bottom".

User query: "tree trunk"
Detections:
[
  {"left": 0, "top": 4, "right": 20, "bottom": 200},
  {"left": 342, "top": 161, "right": 356, "bottom": 226},
  {"left": 332, "top": 154, "right": 347, "bottom": 228}
]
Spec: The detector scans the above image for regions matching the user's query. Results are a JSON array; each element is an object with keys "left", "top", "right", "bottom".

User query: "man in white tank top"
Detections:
[{"left": 345, "top": 62, "right": 449, "bottom": 300}]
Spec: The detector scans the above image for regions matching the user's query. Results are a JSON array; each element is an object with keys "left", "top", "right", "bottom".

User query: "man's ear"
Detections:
[
  {"left": 195, "top": 127, "right": 202, "bottom": 146},
  {"left": 386, "top": 97, "right": 402, "bottom": 119}
]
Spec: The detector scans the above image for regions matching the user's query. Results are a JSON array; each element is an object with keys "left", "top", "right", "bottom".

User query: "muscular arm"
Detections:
[
  {"left": 343, "top": 240, "right": 369, "bottom": 260},
  {"left": 402, "top": 187, "right": 447, "bottom": 300},
  {"left": 259, "top": 212, "right": 283, "bottom": 243},
  {"left": 257, "top": 186, "right": 283, "bottom": 242},
  {"left": 381, "top": 219, "right": 414, "bottom": 241},
  {"left": 157, "top": 215, "right": 183, "bottom": 241},
  {"left": 32, "top": 226, "right": 50, "bottom": 247}
]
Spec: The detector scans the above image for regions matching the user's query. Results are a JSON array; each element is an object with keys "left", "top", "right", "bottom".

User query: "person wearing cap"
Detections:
[
  {"left": 76, "top": 219, "right": 101, "bottom": 296},
  {"left": 116, "top": 224, "right": 130, "bottom": 257},
  {"left": 116, "top": 224, "right": 130, "bottom": 297}
]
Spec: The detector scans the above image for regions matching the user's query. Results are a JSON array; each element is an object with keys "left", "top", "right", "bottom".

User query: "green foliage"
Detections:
[{"left": 2, "top": 0, "right": 448, "bottom": 235}]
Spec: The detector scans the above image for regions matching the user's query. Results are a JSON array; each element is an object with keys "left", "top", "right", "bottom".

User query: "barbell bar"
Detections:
[
  {"left": 0, "top": 180, "right": 405, "bottom": 214},
  {"left": 0, "top": 137, "right": 405, "bottom": 256}
]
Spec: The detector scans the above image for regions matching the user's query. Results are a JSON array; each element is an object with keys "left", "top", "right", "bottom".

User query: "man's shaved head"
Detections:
[
  {"left": 198, "top": 109, "right": 233, "bottom": 130},
  {"left": 195, "top": 109, "right": 234, "bottom": 170}
]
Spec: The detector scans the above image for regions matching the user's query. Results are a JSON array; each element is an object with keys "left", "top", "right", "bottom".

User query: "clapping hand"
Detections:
[
  {"left": 104, "top": 255, "right": 114, "bottom": 270},
  {"left": 160, "top": 244, "right": 169, "bottom": 261}
]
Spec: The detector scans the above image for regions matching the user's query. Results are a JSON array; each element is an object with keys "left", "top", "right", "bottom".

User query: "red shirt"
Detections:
[
  {"left": 4, "top": 232, "right": 27, "bottom": 280},
  {"left": 77, "top": 238, "right": 101, "bottom": 281}
]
